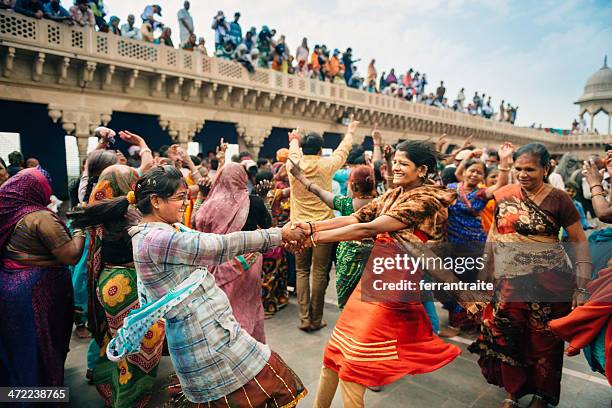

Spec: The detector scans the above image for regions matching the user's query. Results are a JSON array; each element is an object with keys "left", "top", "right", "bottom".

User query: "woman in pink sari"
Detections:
[{"left": 195, "top": 162, "right": 271, "bottom": 342}]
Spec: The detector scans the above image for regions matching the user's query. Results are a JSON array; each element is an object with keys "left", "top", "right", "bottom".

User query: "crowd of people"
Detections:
[
  {"left": 1, "top": 1, "right": 519, "bottom": 123},
  {"left": 1, "top": 120, "right": 611, "bottom": 408}
]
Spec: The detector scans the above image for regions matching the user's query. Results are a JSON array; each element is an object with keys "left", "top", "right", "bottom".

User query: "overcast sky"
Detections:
[{"left": 104, "top": 0, "right": 612, "bottom": 131}]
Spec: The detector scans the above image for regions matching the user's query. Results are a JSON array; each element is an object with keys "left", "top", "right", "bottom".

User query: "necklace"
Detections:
[{"left": 525, "top": 183, "right": 546, "bottom": 201}]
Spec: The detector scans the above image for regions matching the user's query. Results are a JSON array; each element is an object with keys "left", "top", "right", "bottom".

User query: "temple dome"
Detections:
[{"left": 576, "top": 56, "right": 612, "bottom": 104}]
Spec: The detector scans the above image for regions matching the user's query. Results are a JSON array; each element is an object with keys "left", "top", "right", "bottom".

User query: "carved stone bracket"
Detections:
[
  {"left": 80, "top": 61, "right": 97, "bottom": 88},
  {"left": 3, "top": 47, "right": 15, "bottom": 77},
  {"left": 32, "top": 52, "right": 45, "bottom": 82},
  {"left": 236, "top": 123, "right": 271, "bottom": 158},
  {"left": 57, "top": 57, "right": 70, "bottom": 84}
]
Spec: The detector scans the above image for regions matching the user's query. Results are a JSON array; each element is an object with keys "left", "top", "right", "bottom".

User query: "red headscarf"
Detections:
[{"left": 0, "top": 168, "right": 56, "bottom": 250}]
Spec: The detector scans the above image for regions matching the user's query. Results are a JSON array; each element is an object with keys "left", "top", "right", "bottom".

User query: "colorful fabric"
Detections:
[
  {"left": 68, "top": 222, "right": 89, "bottom": 327},
  {"left": 129, "top": 222, "right": 282, "bottom": 403},
  {"left": 447, "top": 182, "right": 488, "bottom": 243},
  {"left": 549, "top": 267, "right": 612, "bottom": 385},
  {"left": 262, "top": 247, "right": 289, "bottom": 315},
  {"left": 0, "top": 264, "right": 73, "bottom": 387},
  {"left": 0, "top": 168, "right": 53, "bottom": 250},
  {"left": 333, "top": 195, "right": 373, "bottom": 309},
  {"left": 323, "top": 185, "right": 461, "bottom": 387},
  {"left": 93, "top": 266, "right": 164, "bottom": 408},
  {"left": 469, "top": 184, "right": 579, "bottom": 406}
]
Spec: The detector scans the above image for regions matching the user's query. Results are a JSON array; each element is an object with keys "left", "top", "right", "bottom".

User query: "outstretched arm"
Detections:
[{"left": 288, "top": 158, "right": 335, "bottom": 209}]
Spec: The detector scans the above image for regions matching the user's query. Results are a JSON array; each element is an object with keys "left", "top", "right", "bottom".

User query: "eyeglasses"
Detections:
[{"left": 166, "top": 193, "right": 189, "bottom": 203}]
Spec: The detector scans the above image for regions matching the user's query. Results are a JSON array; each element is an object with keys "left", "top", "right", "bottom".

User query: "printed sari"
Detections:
[
  {"left": 87, "top": 165, "right": 165, "bottom": 408},
  {"left": 468, "top": 184, "right": 578, "bottom": 406}
]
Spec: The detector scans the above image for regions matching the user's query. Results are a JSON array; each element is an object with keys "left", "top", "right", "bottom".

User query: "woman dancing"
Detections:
[
  {"left": 292, "top": 140, "right": 474, "bottom": 407},
  {"left": 468, "top": 143, "right": 592, "bottom": 408},
  {"left": 121, "top": 165, "right": 306, "bottom": 407}
]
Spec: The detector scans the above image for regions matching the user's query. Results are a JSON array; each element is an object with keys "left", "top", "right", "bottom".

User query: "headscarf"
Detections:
[
  {"left": 0, "top": 168, "right": 55, "bottom": 250},
  {"left": 276, "top": 148, "right": 289, "bottom": 163},
  {"left": 89, "top": 164, "right": 139, "bottom": 204},
  {"left": 196, "top": 162, "right": 249, "bottom": 234},
  {"left": 87, "top": 165, "right": 140, "bottom": 344},
  {"left": 195, "top": 162, "right": 250, "bottom": 286}
]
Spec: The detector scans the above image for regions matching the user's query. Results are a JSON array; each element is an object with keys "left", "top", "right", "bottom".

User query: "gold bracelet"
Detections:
[
  {"left": 310, "top": 234, "right": 317, "bottom": 247},
  {"left": 591, "top": 191, "right": 606, "bottom": 198}
]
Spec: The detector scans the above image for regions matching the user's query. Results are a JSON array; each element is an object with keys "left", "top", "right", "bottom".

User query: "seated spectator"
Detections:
[
  {"left": 70, "top": 0, "right": 94, "bottom": 27},
  {"left": 154, "top": 27, "right": 173, "bottom": 47},
  {"left": 14, "top": 0, "right": 44, "bottom": 19},
  {"left": 0, "top": 0, "right": 15, "bottom": 10},
  {"left": 108, "top": 15, "right": 120, "bottom": 35},
  {"left": 386, "top": 69, "right": 398, "bottom": 85},
  {"left": 182, "top": 33, "right": 197, "bottom": 51},
  {"left": 43, "top": 0, "right": 72, "bottom": 24},
  {"left": 120, "top": 14, "right": 140, "bottom": 40},
  {"left": 197, "top": 37, "right": 208, "bottom": 55},
  {"left": 234, "top": 43, "right": 255, "bottom": 72},
  {"left": 140, "top": 21, "right": 154, "bottom": 42},
  {"left": 215, "top": 39, "right": 235, "bottom": 60},
  {"left": 141, "top": 4, "right": 162, "bottom": 31},
  {"left": 88, "top": 0, "right": 106, "bottom": 30}
]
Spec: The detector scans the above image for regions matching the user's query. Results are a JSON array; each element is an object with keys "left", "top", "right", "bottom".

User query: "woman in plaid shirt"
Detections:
[{"left": 83, "top": 165, "right": 307, "bottom": 407}]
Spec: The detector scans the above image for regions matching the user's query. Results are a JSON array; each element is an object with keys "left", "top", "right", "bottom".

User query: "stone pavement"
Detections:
[{"left": 65, "top": 296, "right": 610, "bottom": 408}]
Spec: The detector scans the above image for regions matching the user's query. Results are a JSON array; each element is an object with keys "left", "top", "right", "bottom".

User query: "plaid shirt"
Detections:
[{"left": 129, "top": 222, "right": 281, "bottom": 402}]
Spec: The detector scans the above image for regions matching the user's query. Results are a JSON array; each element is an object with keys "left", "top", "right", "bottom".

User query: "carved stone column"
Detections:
[
  {"left": 159, "top": 117, "right": 204, "bottom": 150},
  {"left": 48, "top": 105, "right": 113, "bottom": 162},
  {"left": 236, "top": 123, "right": 271, "bottom": 159}
]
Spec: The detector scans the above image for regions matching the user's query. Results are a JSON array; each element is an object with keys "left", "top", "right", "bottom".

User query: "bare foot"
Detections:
[{"left": 501, "top": 398, "right": 521, "bottom": 408}]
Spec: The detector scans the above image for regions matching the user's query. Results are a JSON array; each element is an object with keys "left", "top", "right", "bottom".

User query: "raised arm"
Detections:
[
  {"left": 287, "top": 158, "right": 335, "bottom": 209},
  {"left": 484, "top": 142, "right": 514, "bottom": 199},
  {"left": 118, "top": 130, "right": 153, "bottom": 175},
  {"left": 329, "top": 119, "right": 358, "bottom": 171},
  {"left": 372, "top": 126, "right": 383, "bottom": 163},
  {"left": 583, "top": 156, "right": 612, "bottom": 222}
]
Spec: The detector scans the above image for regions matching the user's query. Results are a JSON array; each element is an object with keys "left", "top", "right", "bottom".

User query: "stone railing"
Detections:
[{"left": 0, "top": 9, "right": 607, "bottom": 148}]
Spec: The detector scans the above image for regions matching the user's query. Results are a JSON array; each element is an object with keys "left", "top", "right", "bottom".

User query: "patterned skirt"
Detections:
[
  {"left": 468, "top": 276, "right": 573, "bottom": 406},
  {"left": 168, "top": 351, "right": 307, "bottom": 408},
  {"left": 335, "top": 240, "right": 373, "bottom": 309},
  {"left": 93, "top": 266, "right": 165, "bottom": 408},
  {"left": 262, "top": 247, "right": 289, "bottom": 316}
]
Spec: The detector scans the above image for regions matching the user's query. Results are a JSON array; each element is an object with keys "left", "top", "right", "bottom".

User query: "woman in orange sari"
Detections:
[
  {"left": 293, "top": 140, "right": 474, "bottom": 407},
  {"left": 469, "top": 143, "right": 592, "bottom": 408}
]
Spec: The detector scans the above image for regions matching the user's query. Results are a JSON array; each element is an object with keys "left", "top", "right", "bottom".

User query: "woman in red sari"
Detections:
[
  {"left": 293, "top": 140, "right": 472, "bottom": 407},
  {"left": 468, "top": 143, "right": 592, "bottom": 408}
]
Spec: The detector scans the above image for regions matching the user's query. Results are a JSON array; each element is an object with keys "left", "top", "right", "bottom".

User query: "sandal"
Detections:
[
  {"left": 501, "top": 399, "right": 521, "bottom": 408},
  {"left": 298, "top": 321, "right": 312, "bottom": 332}
]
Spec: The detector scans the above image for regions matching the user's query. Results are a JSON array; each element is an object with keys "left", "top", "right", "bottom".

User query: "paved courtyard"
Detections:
[{"left": 65, "top": 291, "right": 610, "bottom": 408}]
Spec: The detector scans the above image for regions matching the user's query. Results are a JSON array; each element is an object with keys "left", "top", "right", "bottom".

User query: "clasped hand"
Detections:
[{"left": 280, "top": 222, "right": 314, "bottom": 253}]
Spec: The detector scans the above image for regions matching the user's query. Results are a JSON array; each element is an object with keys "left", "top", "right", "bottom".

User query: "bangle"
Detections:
[
  {"left": 589, "top": 184, "right": 603, "bottom": 191},
  {"left": 310, "top": 232, "right": 318, "bottom": 247},
  {"left": 498, "top": 167, "right": 511, "bottom": 172},
  {"left": 307, "top": 221, "right": 314, "bottom": 236},
  {"left": 139, "top": 148, "right": 152, "bottom": 157},
  {"left": 307, "top": 183, "right": 313, "bottom": 192},
  {"left": 591, "top": 191, "right": 606, "bottom": 198}
]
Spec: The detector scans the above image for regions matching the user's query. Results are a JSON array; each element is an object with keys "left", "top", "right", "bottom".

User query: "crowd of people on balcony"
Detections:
[{"left": 2, "top": 0, "right": 518, "bottom": 124}]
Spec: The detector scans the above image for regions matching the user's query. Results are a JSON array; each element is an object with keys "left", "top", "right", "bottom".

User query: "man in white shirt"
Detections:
[
  {"left": 177, "top": 1, "right": 194, "bottom": 46},
  {"left": 120, "top": 14, "right": 141, "bottom": 40}
]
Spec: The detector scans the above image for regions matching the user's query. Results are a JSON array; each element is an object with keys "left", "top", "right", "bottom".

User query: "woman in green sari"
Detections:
[
  {"left": 289, "top": 161, "right": 376, "bottom": 308},
  {"left": 73, "top": 163, "right": 164, "bottom": 408}
]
